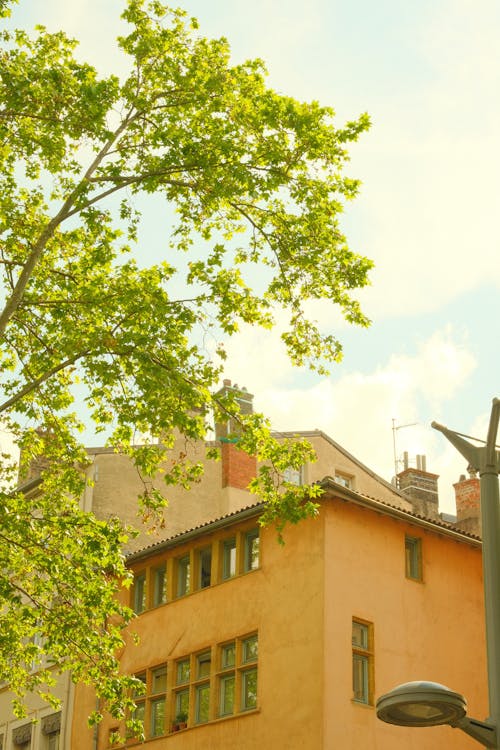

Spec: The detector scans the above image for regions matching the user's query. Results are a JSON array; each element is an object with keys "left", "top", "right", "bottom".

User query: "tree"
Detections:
[{"left": 0, "top": 0, "right": 372, "bottom": 726}]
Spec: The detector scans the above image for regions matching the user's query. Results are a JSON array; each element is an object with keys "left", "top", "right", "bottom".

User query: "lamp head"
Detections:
[{"left": 376, "top": 681, "right": 467, "bottom": 728}]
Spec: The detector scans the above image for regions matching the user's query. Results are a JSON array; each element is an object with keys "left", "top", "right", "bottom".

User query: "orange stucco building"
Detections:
[
  {"left": 0, "top": 382, "right": 487, "bottom": 749},
  {"left": 67, "top": 477, "right": 487, "bottom": 750}
]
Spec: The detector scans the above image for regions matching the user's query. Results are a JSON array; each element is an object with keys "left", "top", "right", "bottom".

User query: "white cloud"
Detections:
[{"left": 223, "top": 324, "right": 477, "bottom": 512}]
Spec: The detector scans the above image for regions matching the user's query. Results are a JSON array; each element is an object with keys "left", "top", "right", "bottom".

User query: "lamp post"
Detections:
[{"left": 377, "top": 398, "right": 500, "bottom": 748}]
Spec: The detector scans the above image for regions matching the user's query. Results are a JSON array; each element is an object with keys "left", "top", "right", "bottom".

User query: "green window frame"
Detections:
[
  {"left": 243, "top": 529, "right": 260, "bottom": 572},
  {"left": 176, "top": 555, "right": 191, "bottom": 597},
  {"left": 132, "top": 572, "right": 146, "bottom": 614},
  {"left": 405, "top": 535, "right": 423, "bottom": 581},
  {"left": 153, "top": 564, "right": 167, "bottom": 606}
]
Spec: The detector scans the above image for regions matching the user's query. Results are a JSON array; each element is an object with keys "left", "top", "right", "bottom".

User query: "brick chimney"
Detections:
[
  {"left": 453, "top": 467, "right": 480, "bottom": 536},
  {"left": 215, "top": 379, "right": 257, "bottom": 491},
  {"left": 397, "top": 453, "right": 439, "bottom": 519}
]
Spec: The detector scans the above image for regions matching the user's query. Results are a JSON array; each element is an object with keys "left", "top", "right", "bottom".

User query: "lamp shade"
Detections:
[{"left": 376, "top": 681, "right": 467, "bottom": 727}]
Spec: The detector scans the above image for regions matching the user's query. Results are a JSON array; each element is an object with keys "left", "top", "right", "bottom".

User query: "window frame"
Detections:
[
  {"left": 176, "top": 554, "right": 191, "bottom": 598},
  {"left": 132, "top": 571, "right": 147, "bottom": 614},
  {"left": 405, "top": 535, "right": 423, "bottom": 581},
  {"left": 352, "top": 618, "right": 374, "bottom": 705},
  {"left": 243, "top": 528, "right": 260, "bottom": 573},
  {"left": 152, "top": 563, "right": 167, "bottom": 607}
]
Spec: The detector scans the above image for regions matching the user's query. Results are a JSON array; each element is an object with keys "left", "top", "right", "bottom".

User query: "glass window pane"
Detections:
[
  {"left": 221, "top": 642, "right": 235, "bottom": 669},
  {"left": 244, "top": 530, "right": 260, "bottom": 572},
  {"left": 152, "top": 665, "right": 167, "bottom": 694},
  {"left": 198, "top": 547, "right": 212, "bottom": 589},
  {"left": 176, "top": 659, "right": 190, "bottom": 684},
  {"left": 133, "top": 701, "right": 145, "bottom": 723},
  {"left": 133, "top": 673, "right": 147, "bottom": 697},
  {"left": 197, "top": 651, "right": 211, "bottom": 679},
  {"left": 241, "top": 668, "right": 257, "bottom": 710},
  {"left": 133, "top": 573, "right": 146, "bottom": 613},
  {"left": 222, "top": 538, "right": 237, "bottom": 579},
  {"left": 177, "top": 555, "right": 190, "bottom": 597},
  {"left": 242, "top": 635, "right": 258, "bottom": 663},
  {"left": 175, "top": 688, "right": 189, "bottom": 720},
  {"left": 352, "top": 621, "right": 368, "bottom": 649},
  {"left": 405, "top": 536, "right": 422, "bottom": 580},
  {"left": 48, "top": 734, "right": 59, "bottom": 750},
  {"left": 150, "top": 698, "right": 166, "bottom": 736},
  {"left": 153, "top": 565, "right": 167, "bottom": 606},
  {"left": 219, "top": 674, "right": 235, "bottom": 716},
  {"left": 353, "top": 654, "right": 369, "bottom": 702},
  {"left": 195, "top": 683, "right": 210, "bottom": 724}
]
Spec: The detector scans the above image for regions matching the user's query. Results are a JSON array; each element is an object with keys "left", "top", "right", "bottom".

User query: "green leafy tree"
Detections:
[{"left": 0, "top": 0, "right": 371, "bottom": 724}]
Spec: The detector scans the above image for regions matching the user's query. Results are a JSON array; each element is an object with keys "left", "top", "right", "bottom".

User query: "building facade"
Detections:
[{"left": 0, "top": 382, "right": 488, "bottom": 748}]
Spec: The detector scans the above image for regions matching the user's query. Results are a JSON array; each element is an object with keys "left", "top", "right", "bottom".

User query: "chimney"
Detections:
[
  {"left": 453, "top": 466, "right": 480, "bottom": 536},
  {"left": 214, "top": 379, "right": 254, "bottom": 440},
  {"left": 215, "top": 379, "right": 257, "bottom": 491},
  {"left": 397, "top": 454, "right": 439, "bottom": 519}
]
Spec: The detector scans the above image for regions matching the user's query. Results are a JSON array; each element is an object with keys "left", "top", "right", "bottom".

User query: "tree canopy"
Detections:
[{"left": 0, "top": 0, "right": 371, "bottom": 726}]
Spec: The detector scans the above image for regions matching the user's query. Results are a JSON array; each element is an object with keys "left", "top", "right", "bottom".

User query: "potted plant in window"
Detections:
[{"left": 173, "top": 711, "right": 188, "bottom": 731}]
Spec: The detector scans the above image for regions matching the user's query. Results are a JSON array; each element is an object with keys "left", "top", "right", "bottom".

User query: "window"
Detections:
[
  {"left": 283, "top": 466, "right": 302, "bottom": 485},
  {"left": 222, "top": 537, "right": 237, "bottom": 580},
  {"left": 176, "top": 555, "right": 190, "bottom": 597},
  {"left": 130, "top": 525, "right": 261, "bottom": 614},
  {"left": 243, "top": 529, "right": 260, "bottom": 572},
  {"left": 153, "top": 564, "right": 167, "bottom": 606},
  {"left": 197, "top": 547, "right": 212, "bottom": 589},
  {"left": 132, "top": 572, "right": 146, "bottom": 614},
  {"left": 150, "top": 666, "right": 167, "bottom": 737},
  {"left": 352, "top": 619, "right": 374, "bottom": 705},
  {"left": 129, "top": 672, "right": 146, "bottom": 735},
  {"left": 405, "top": 535, "right": 422, "bottom": 581},
  {"left": 128, "top": 667, "right": 167, "bottom": 739},
  {"left": 42, "top": 713, "right": 61, "bottom": 750},
  {"left": 195, "top": 652, "right": 211, "bottom": 724},
  {"left": 217, "top": 634, "right": 258, "bottom": 717},
  {"left": 335, "top": 472, "right": 354, "bottom": 489},
  {"left": 126, "top": 635, "right": 257, "bottom": 734},
  {"left": 12, "top": 724, "right": 32, "bottom": 749},
  {"left": 219, "top": 643, "right": 236, "bottom": 716}
]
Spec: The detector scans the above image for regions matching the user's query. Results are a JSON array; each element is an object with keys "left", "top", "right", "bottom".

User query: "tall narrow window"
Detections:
[
  {"left": 405, "top": 535, "right": 423, "bottom": 581},
  {"left": 222, "top": 537, "right": 237, "bottom": 580},
  {"left": 127, "top": 673, "right": 146, "bottom": 738},
  {"left": 197, "top": 547, "right": 212, "bottom": 589},
  {"left": 195, "top": 651, "right": 212, "bottom": 722},
  {"left": 150, "top": 666, "right": 167, "bottom": 737},
  {"left": 243, "top": 529, "right": 260, "bottom": 572},
  {"left": 240, "top": 635, "right": 258, "bottom": 710},
  {"left": 42, "top": 713, "right": 61, "bottom": 750},
  {"left": 177, "top": 555, "right": 190, "bottom": 597},
  {"left": 352, "top": 619, "right": 374, "bottom": 704},
  {"left": 153, "top": 564, "right": 167, "bottom": 606},
  {"left": 132, "top": 572, "right": 146, "bottom": 614}
]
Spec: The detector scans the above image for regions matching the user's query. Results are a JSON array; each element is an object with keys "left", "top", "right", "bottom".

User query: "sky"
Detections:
[{"left": 6, "top": 0, "right": 500, "bottom": 513}]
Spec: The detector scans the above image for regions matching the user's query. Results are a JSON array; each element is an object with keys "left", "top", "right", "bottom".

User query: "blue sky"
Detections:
[{"left": 8, "top": 0, "right": 500, "bottom": 512}]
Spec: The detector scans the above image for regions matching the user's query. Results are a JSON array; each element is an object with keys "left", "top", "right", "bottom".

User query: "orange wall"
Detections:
[
  {"left": 323, "top": 499, "right": 487, "bottom": 750},
  {"left": 71, "top": 514, "right": 327, "bottom": 750}
]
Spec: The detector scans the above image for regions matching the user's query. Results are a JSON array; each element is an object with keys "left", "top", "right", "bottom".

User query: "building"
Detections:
[{"left": 0, "top": 381, "right": 487, "bottom": 748}]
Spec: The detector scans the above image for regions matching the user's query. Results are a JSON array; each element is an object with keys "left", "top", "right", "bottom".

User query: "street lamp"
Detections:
[{"left": 376, "top": 398, "right": 500, "bottom": 748}]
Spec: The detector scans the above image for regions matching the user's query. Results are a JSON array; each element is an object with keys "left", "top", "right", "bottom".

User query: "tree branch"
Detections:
[
  {"left": 0, "top": 350, "right": 89, "bottom": 414},
  {"left": 0, "top": 111, "right": 139, "bottom": 338}
]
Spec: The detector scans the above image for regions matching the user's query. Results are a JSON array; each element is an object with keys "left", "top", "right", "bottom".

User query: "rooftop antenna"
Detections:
[{"left": 392, "top": 418, "right": 419, "bottom": 481}]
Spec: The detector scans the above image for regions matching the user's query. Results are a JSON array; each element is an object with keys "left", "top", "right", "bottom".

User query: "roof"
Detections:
[
  {"left": 127, "top": 475, "right": 480, "bottom": 565},
  {"left": 273, "top": 428, "right": 405, "bottom": 499},
  {"left": 126, "top": 501, "right": 265, "bottom": 564}
]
